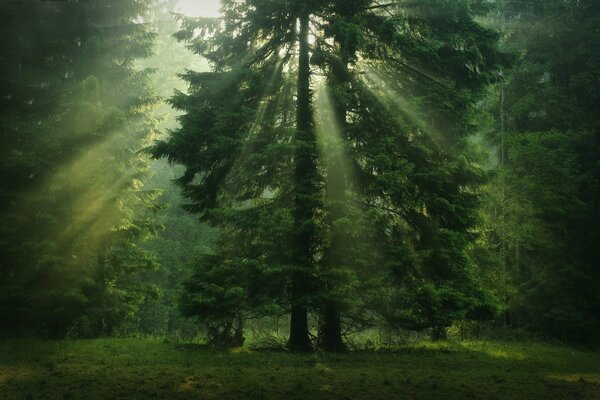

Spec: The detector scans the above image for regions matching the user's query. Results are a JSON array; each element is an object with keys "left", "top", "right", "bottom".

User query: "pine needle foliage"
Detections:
[{"left": 153, "top": 0, "right": 508, "bottom": 350}]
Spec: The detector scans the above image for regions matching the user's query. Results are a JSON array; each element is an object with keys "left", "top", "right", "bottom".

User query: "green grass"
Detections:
[{"left": 0, "top": 339, "right": 598, "bottom": 399}]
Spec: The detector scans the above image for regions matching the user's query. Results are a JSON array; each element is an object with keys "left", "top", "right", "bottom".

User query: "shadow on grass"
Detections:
[{"left": 174, "top": 343, "right": 213, "bottom": 351}]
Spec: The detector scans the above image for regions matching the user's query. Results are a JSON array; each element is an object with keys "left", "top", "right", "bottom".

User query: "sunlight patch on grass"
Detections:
[
  {"left": 230, "top": 346, "right": 253, "bottom": 354},
  {"left": 548, "top": 373, "right": 600, "bottom": 384},
  {"left": 458, "top": 341, "right": 530, "bottom": 360},
  {"left": 478, "top": 348, "right": 528, "bottom": 361}
]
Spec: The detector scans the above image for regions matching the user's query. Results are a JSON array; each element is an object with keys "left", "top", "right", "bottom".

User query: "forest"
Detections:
[{"left": 0, "top": 0, "right": 599, "bottom": 399}]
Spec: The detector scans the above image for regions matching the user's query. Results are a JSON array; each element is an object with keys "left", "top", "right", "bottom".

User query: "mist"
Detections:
[{"left": 0, "top": 1, "right": 599, "bottom": 399}]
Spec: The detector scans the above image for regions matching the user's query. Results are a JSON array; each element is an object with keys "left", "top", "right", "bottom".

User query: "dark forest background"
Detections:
[{"left": 0, "top": 0, "right": 598, "bottom": 349}]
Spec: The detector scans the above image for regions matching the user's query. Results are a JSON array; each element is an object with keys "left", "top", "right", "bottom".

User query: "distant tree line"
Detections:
[{"left": 477, "top": 0, "right": 600, "bottom": 344}]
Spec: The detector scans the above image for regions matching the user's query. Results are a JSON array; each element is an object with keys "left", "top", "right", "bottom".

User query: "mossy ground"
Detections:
[{"left": 0, "top": 339, "right": 598, "bottom": 399}]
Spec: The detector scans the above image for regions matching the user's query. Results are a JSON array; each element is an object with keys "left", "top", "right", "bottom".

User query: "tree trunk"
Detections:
[
  {"left": 318, "top": 39, "right": 351, "bottom": 353},
  {"left": 319, "top": 301, "right": 346, "bottom": 352},
  {"left": 431, "top": 325, "right": 448, "bottom": 341},
  {"left": 319, "top": 143, "right": 346, "bottom": 352},
  {"left": 234, "top": 317, "right": 245, "bottom": 347},
  {"left": 289, "top": 300, "right": 310, "bottom": 351},
  {"left": 288, "top": 8, "right": 315, "bottom": 352}
]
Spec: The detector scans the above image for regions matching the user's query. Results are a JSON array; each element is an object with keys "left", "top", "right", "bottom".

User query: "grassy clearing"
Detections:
[{"left": 0, "top": 339, "right": 598, "bottom": 399}]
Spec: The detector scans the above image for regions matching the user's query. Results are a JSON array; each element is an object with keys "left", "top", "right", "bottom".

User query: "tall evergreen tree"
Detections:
[
  {"left": 312, "top": 0, "right": 506, "bottom": 346},
  {"left": 155, "top": 0, "right": 505, "bottom": 350},
  {"left": 0, "top": 0, "right": 159, "bottom": 337}
]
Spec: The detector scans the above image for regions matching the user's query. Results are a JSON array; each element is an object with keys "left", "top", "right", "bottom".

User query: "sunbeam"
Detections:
[
  {"left": 314, "top": 80, "right": 355, "bottom": 197},
  {"left": 360, "top": 64, "right": 450, "bottom": 150},
  {"left": 222, "top": 58, "right": 294, "bottom": 203},
  {"left": 52, "top": 135, "right": 147, "bottom": 253}
]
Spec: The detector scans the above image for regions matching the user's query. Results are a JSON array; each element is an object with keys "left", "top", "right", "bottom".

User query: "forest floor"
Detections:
[{"left": 0, "top": 338, "right": 598, "bottom": 400}]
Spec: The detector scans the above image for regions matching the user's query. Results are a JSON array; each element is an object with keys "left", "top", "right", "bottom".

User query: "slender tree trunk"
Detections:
[{"left": 288, "top": 8, "right": 316, "bottom": 352}]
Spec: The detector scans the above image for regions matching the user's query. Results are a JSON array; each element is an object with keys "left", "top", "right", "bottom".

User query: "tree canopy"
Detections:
[
  {"left": 0, "top": 0, "right": 160, "bottom": 337},
  {"left": 152, "top": 0, "right": 508, "bottom": 350},
  {"left": 0, "top": 0, "right": 597, "bottom": 348}
]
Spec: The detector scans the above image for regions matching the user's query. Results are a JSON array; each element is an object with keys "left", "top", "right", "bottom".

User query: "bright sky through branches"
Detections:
[{"left": 175, "top": 0, "right": 222, "bottom": 17}]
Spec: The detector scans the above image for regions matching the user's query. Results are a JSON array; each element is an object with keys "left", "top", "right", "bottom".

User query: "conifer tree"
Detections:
[
  {"left": 482, "top": 0, "right": 600, "bottom": 344},
  {"left": 0, "top": 0, "right": 159, "bottom": 337},
  {"left": 156, "top": 0, "right": 506, "bottom": 350}
]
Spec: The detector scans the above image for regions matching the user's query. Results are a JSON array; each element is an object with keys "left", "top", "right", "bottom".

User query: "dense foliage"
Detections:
[
  {"left": 0, "top": 0, "right": 160, "bottom": 337},
  {"left": 0, "top": 0, "right": 597, "bottom": 348},
  {"left": 480, "top": 0, "right": 600, "bottom": 344},
  {"left": 130, "top": 0, "right": 219, "bottom": 338},
  {"left": 152, "top": 0, "right": 507, "bottom": 350}
]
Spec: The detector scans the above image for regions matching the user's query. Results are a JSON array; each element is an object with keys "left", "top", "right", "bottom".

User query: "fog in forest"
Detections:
[{"left": 0, "top": 1, "right": 599, "bottom": 399}]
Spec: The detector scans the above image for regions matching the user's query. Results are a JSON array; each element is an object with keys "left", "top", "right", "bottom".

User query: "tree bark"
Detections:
[
  {"left": 288, "top": 8, "right": 315, "bottom": 352},
  {"left": 319, "top": 301, "right": 345, "bottom": 351},
  {"left": 318, "top": 39, "right": 351, "bottom": 353},
  {"left": 234, "top": 317, "right": 245, "bottom": 347}
]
